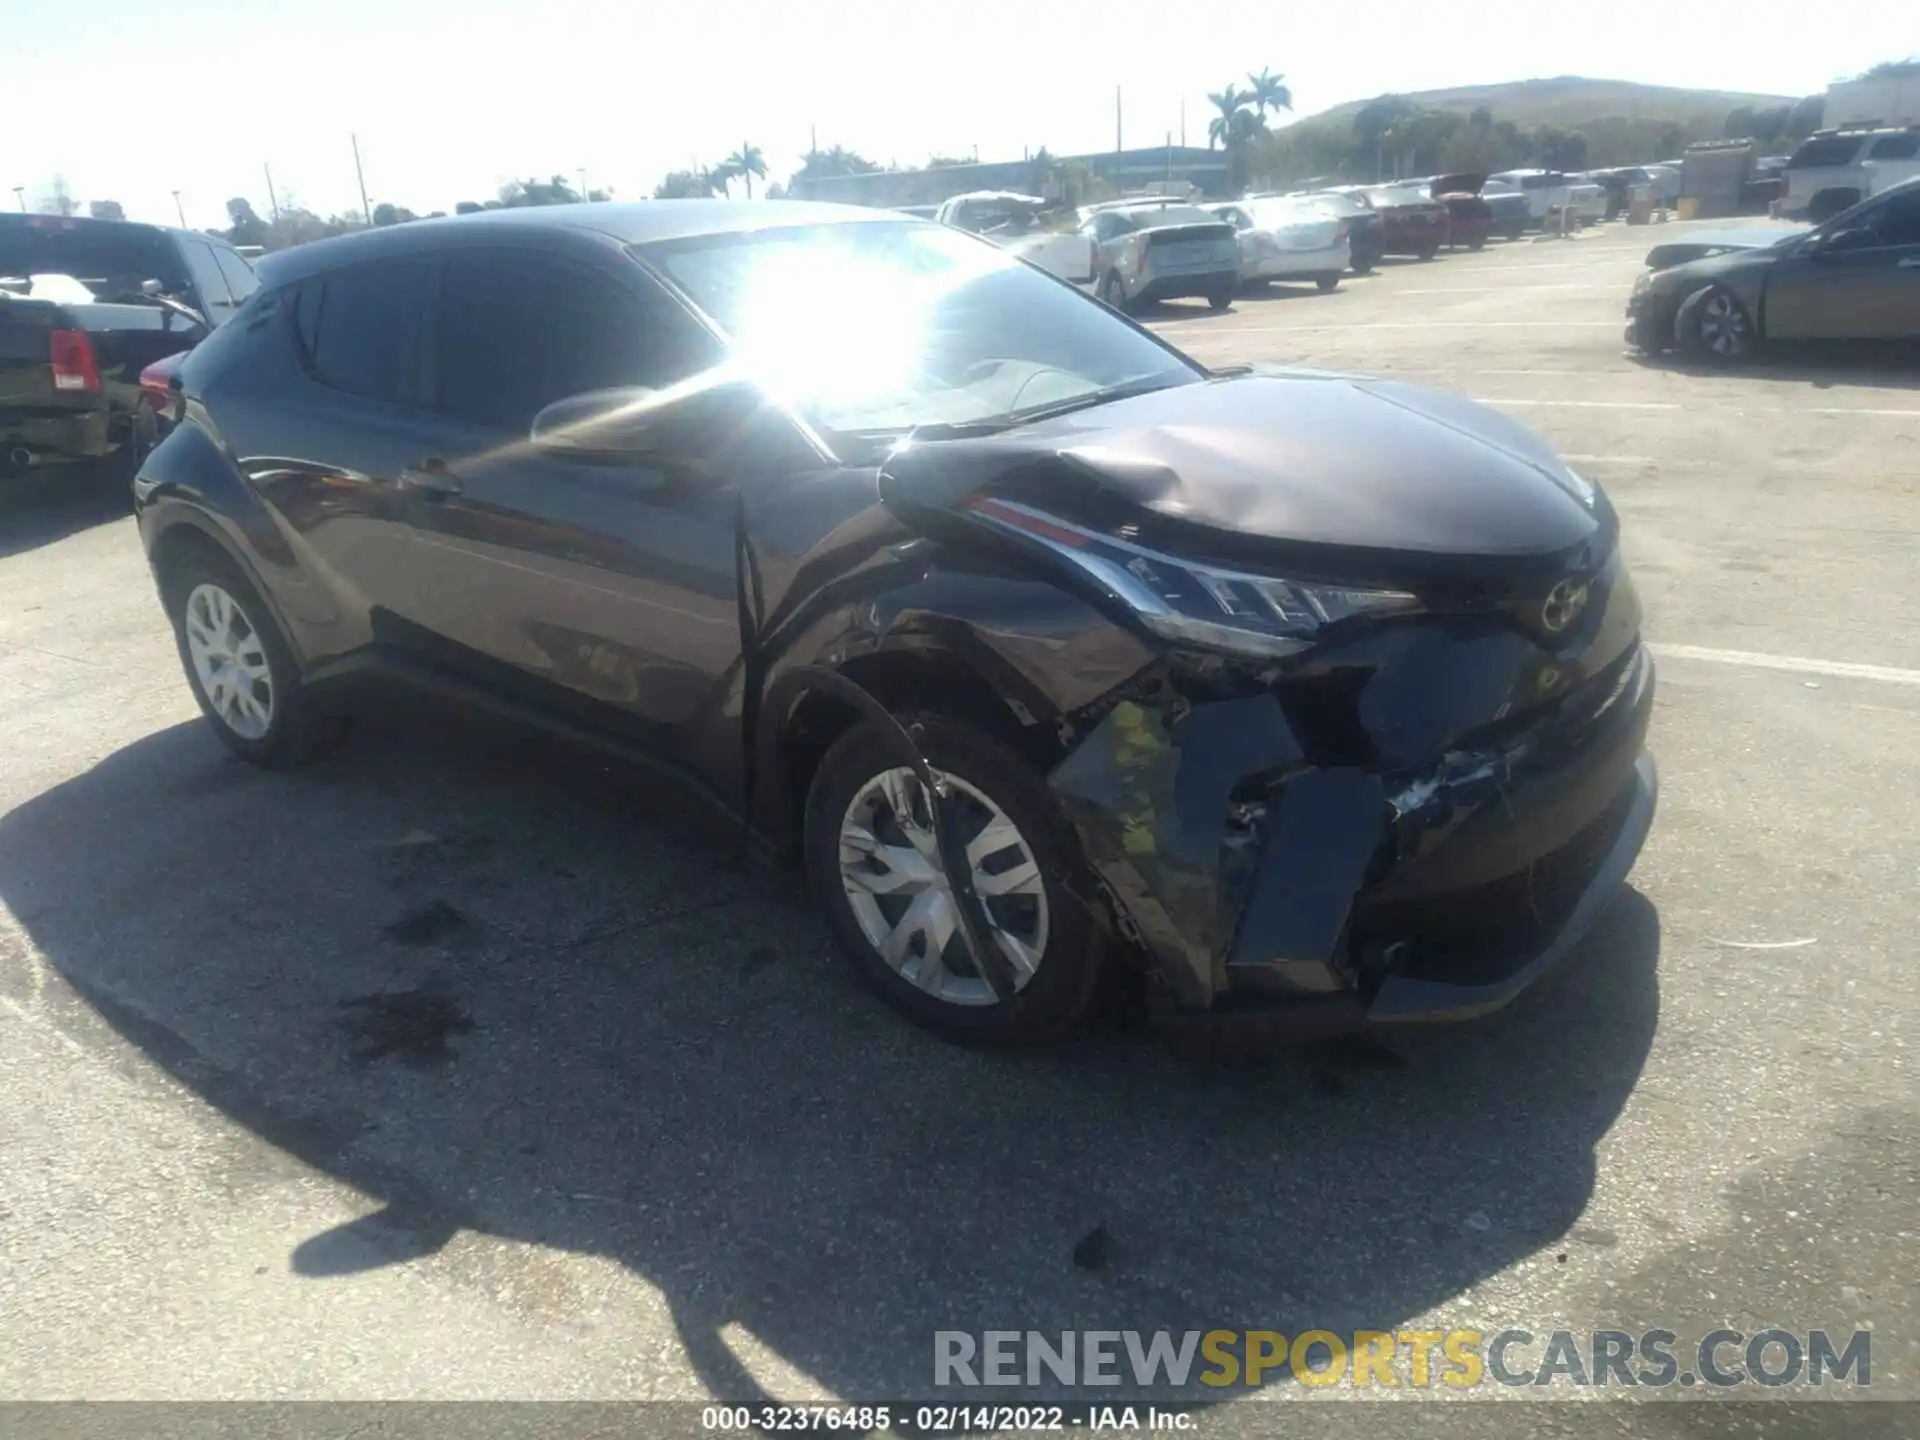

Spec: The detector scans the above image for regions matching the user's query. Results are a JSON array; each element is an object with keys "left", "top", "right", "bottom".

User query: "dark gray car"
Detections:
[
  {"left": 136, "top": 201, "right": 1655, "bottom": 1048},
  {"left": 1626, "top": 177, "right": 1920, "bottom": 360}
]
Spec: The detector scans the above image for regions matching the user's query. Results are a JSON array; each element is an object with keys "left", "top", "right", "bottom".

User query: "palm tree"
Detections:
[
  {"left": 1206, "top": 86, "right": 1248, "bottom": 149},
  {"left": 1246, "top": 69, "right": 1292, "bottom": 121},
  {"left": 722, "top": 143, "right": 767, "bottom": 199}
]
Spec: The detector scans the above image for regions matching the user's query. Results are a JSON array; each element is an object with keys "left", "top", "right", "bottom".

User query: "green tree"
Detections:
[
  {"left": 1787, "top": 94, "right": 1825, "bottom": 137},
  {"left": 1245, "top": 68, "right": 1292, "bottom": 121},
  {"left": 653, "top": 167, "right": 720, "bottom": 199},
  {"left": 454, "top": 200, "right": 484, "bottom": 215},
  {"left": 498, "top": 175, "right": 581, "bottom": 207},
  {"left": 1724, "top": 105, "right": 1756, "bottom": 139},
  {"left": 792, "top": 145, "right": 881, "bottom": 184},
  {"left": 88, "top": 199, "right": 125, "bottom": 221},
  {"left": 224, "top": 197, "right": 269, "bottom": 246},
  {"left": 720, "top": 143, "right": 767, "bottom": 198},
  {"left": 1353, "top": 95, "right": 1413, "bottom": 180},
  {"left": 1206, "top": 85, "right": 1249, "bottom": 149},
  {"left": 371, "top": 202, "right": 419, "bottom": 227}
]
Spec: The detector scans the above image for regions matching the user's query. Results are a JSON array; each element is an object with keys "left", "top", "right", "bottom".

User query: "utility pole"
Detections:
[
  {"left": 11, "top": 186, "right": 24, "bottom": 213},
  {"left": 1180, "top": 99, "right": 1186, "bottom": 148},
  {"left": 1166, "top": 131, "right": 1173, "bottom": 183},
  {"left": 350, "top": 132, "right": 372, "bottom": 226},
  {"left": 578, "top": 168, "right": 589, "bottom": 201},
  {"left": 263, "top": 163, "right": 281, "bottom": 221},
  {"left": 1115, "top": 86, "right": 1123, "bottom": 154},
  {"left": 171, "top": 190, "right": 186, "bottom": 226},
  {"left": 810, "top": 124, "right": 818, "bottom": 157}
]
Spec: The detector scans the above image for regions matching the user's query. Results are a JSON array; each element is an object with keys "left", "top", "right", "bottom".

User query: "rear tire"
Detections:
[
  {"left": 804, "top": 714, "right": 1102, "bottom": 1045},
  {"left": 1206, "top": 287, "right": 1234, "bottom": 311},
  {"left": 160, "top": 544, "right": 344, "bottom": 767},
  {"left": 1468, "top": 235, "right": 1485, "bottom": 251},
  {"left": 1315, "top": 274, "right": 1340, "bottom": 293}
]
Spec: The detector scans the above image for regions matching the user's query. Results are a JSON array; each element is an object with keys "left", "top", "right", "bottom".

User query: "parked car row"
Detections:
[{"left": 924, "top": 165, "right": 1672, "bottom": 315}]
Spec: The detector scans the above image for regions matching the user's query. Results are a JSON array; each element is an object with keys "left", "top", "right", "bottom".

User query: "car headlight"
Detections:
[
  {"left": 1631, "top": 270, "right": 1653, "bottom": 297},
  {"left": 964, "top": 497, "right": 1416, "bottom": 657}
]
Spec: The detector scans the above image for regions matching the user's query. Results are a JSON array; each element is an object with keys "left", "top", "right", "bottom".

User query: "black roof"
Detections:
[{"left": 257, "top": 200, "right": 896, "bottom": 287}]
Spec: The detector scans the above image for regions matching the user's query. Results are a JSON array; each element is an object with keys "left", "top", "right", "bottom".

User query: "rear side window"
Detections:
[
  {"left": 1868, "top": 134, "right": 1919, "bottom": 160},
  {"left": 1788, "top": 137, "right": 1863, "bottom": 168},
  {"left": 434, "top": 250, "right": 716, "bottom": 432},
  {"left": 295, "top": 261, "right": 429, "bottom": 404}
]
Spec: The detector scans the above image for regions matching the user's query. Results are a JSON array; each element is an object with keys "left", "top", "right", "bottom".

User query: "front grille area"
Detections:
[{"left": 1352, "top": 778, "right": 1638, "bottom": 987}]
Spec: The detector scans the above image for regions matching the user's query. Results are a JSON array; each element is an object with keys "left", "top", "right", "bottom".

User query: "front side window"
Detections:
[
  {"left": 434, "top": 250, "right": 717, "bottom": 432},
  {"left": 298, "top": 261, "right": 429, "bottom": 404},
  {"left": 642, "top": 220, "right": 1199, "bottom": 440}
]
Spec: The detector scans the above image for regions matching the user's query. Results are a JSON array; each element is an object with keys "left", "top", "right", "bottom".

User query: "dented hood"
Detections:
[{"left": 883, "top": 371, "right": 1599, "bottom": 562}]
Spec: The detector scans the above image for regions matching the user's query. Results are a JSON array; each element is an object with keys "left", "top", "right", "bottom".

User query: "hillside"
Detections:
[{"left": 1300, "top": 76, "right": 1799, "bottom": 132}]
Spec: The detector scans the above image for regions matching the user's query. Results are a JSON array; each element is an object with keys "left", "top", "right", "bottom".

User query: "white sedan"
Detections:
[{"left": 1209, "top": 197, "right": 1351, "bottom": 291}]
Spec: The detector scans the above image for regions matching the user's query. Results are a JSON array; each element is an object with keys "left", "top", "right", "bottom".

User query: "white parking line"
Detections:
[
  {"left": 1155, "top": 321, "right": 1623, "bottom": 334},
  {"left": 1650, "top": 644, "right": 1920, "bottom": 687},
  {"left": 1478, "top": 397, "right": 1920, "bottom": 418},
  {"left": 1383, "top": 284, "right": 1617, "bottom": 294}
]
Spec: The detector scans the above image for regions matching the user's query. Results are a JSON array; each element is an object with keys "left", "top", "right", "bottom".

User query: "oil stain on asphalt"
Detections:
[{"left": 338, "top": 989, "right": 475, "bottom": 1068}]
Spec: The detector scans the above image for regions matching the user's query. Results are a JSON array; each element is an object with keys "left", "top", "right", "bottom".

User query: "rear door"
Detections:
[
  {"left": 398, "top": 245, "right": 744, "bottom": 736},
  {"left": 1765, "top": 189, "right": 1920, "bottom": 340},
  {"left": 255, "top": 257, "right": 441, "bottom": 642}
]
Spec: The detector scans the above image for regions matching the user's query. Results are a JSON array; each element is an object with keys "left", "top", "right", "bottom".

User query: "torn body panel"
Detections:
[{"left": 735, "top": 402, "right": 1656, "bottom": 1035}]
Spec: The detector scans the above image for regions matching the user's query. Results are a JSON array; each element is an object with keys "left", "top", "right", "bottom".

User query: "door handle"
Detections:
[{"left": 398, "top": 459, "right": 462, "bottom": 498}]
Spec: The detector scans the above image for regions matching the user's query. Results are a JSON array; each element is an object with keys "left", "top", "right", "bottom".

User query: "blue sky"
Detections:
[{"left": 9, "top": 0, "right": 1902, "bottom": 227}]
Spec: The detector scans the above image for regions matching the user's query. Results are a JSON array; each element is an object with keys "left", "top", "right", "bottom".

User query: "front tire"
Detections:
[
  {"left": 1675, "top": 284, "right": 1756, "bottom": 364},
  {"left": 1315, "top": 273, "right": 1341, "bottom": 293},
  {"left": 804, "top": 715, "right": 1102, "bottom": 1044},
  {"left": 1206, "top": 287, "right": 1234, "bottom": 312},
  {"left": 162, "top": 545, "right": 342, "bottom": 767}
]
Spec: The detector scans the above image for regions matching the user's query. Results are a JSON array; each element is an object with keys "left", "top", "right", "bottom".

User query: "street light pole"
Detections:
[
  {"left": 350, "top": 132, "right": 372, "bottom": 226},
  {"left": 171, "top": 190, "right": 186, "bottom": 226},
  {"left": 264, "top": 163, "right": 281, "bottom": 221},
  {"left": 11, "top": 186, "right": 25, "bottom": 213}
]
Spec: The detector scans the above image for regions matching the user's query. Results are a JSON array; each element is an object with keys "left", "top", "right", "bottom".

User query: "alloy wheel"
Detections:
[
  {"left": 183, "top": 581, "right": 275, "bottom": 740},
  {"left": 1698, "top": 291, "right": 1750, "bottom": 357},
  {"left": 838, "top": 767, "right": 1048, "bottom": 1006}
]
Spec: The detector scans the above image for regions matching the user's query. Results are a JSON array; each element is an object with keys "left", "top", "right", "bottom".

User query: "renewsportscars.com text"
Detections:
[{"left": 934, "top": 1328, "right": 1872, "bottom": 1390}]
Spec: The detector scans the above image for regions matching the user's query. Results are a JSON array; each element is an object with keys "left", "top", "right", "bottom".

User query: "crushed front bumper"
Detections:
[{"left": 1050, "top": 633, "right": 1658, "bottom": 1041}]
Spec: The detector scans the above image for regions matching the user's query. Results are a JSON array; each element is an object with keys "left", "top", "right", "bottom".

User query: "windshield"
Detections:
[
  {"left": 1299, "top": 192, "right": 1367, "bottom": 217},
  {"left": 641, "top": 220, "right": 1199, "bottom": 438},
  {"left": 0, "top": 220, "right": 189, "bottom": 301},
  {"left": 1248, "top": 199, "right": 1325, "bottom": 227},
  {"left": 1117, "top": 204, "right": 1219, "bottom": 227}
]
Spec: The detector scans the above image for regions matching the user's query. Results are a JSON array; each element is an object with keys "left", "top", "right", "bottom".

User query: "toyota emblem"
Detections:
[{"left": 1540, "top": 578, "right": 1590, "bottom": 634}]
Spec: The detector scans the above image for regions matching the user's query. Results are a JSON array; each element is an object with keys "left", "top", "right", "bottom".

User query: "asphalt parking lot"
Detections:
[{"left": 2, "top": 221, "right": 1917, "bottom": 1425}]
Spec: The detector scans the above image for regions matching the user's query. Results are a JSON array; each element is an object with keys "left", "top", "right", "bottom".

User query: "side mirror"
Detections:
[
  {"left": 140, "top": 278, "right": 165, "bottom": 296},
  {"left": 1811, "top": 226, "right": 1877, "bottom": 257},
  {"left": 529, "top": 377, "right": 767, "bottom": 467},
  {"left": 529, "top": 387, "right": 667, "bottom": 461}
]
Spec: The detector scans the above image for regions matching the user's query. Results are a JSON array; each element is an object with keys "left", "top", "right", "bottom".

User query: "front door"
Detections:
[
  {"left": 396, "top": 246, "right": 743, "bottom": 743},
  {"left": 1765, "top": 188, "right": 1920, "bottom": 340}
]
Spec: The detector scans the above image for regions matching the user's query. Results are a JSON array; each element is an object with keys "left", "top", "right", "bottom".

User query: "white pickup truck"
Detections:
[{"left": 932, "top": 192, "right": 1098, "bottom": 287}]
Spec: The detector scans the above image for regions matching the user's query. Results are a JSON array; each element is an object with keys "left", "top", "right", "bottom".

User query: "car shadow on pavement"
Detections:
[
  {"left": 0, "top": 462, "right": 132, "bottom": 560},
  {"left": 0, "top": 705, "right": 1662, "bottom": 1402},
  {"left": 1629, "top": 341, "right": 1920, "bottom": 390}
]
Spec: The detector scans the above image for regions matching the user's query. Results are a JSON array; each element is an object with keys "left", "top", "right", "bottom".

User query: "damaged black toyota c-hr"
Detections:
[{"left": 133, "top": 200, "right": 1656, "bottom": 1045}]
